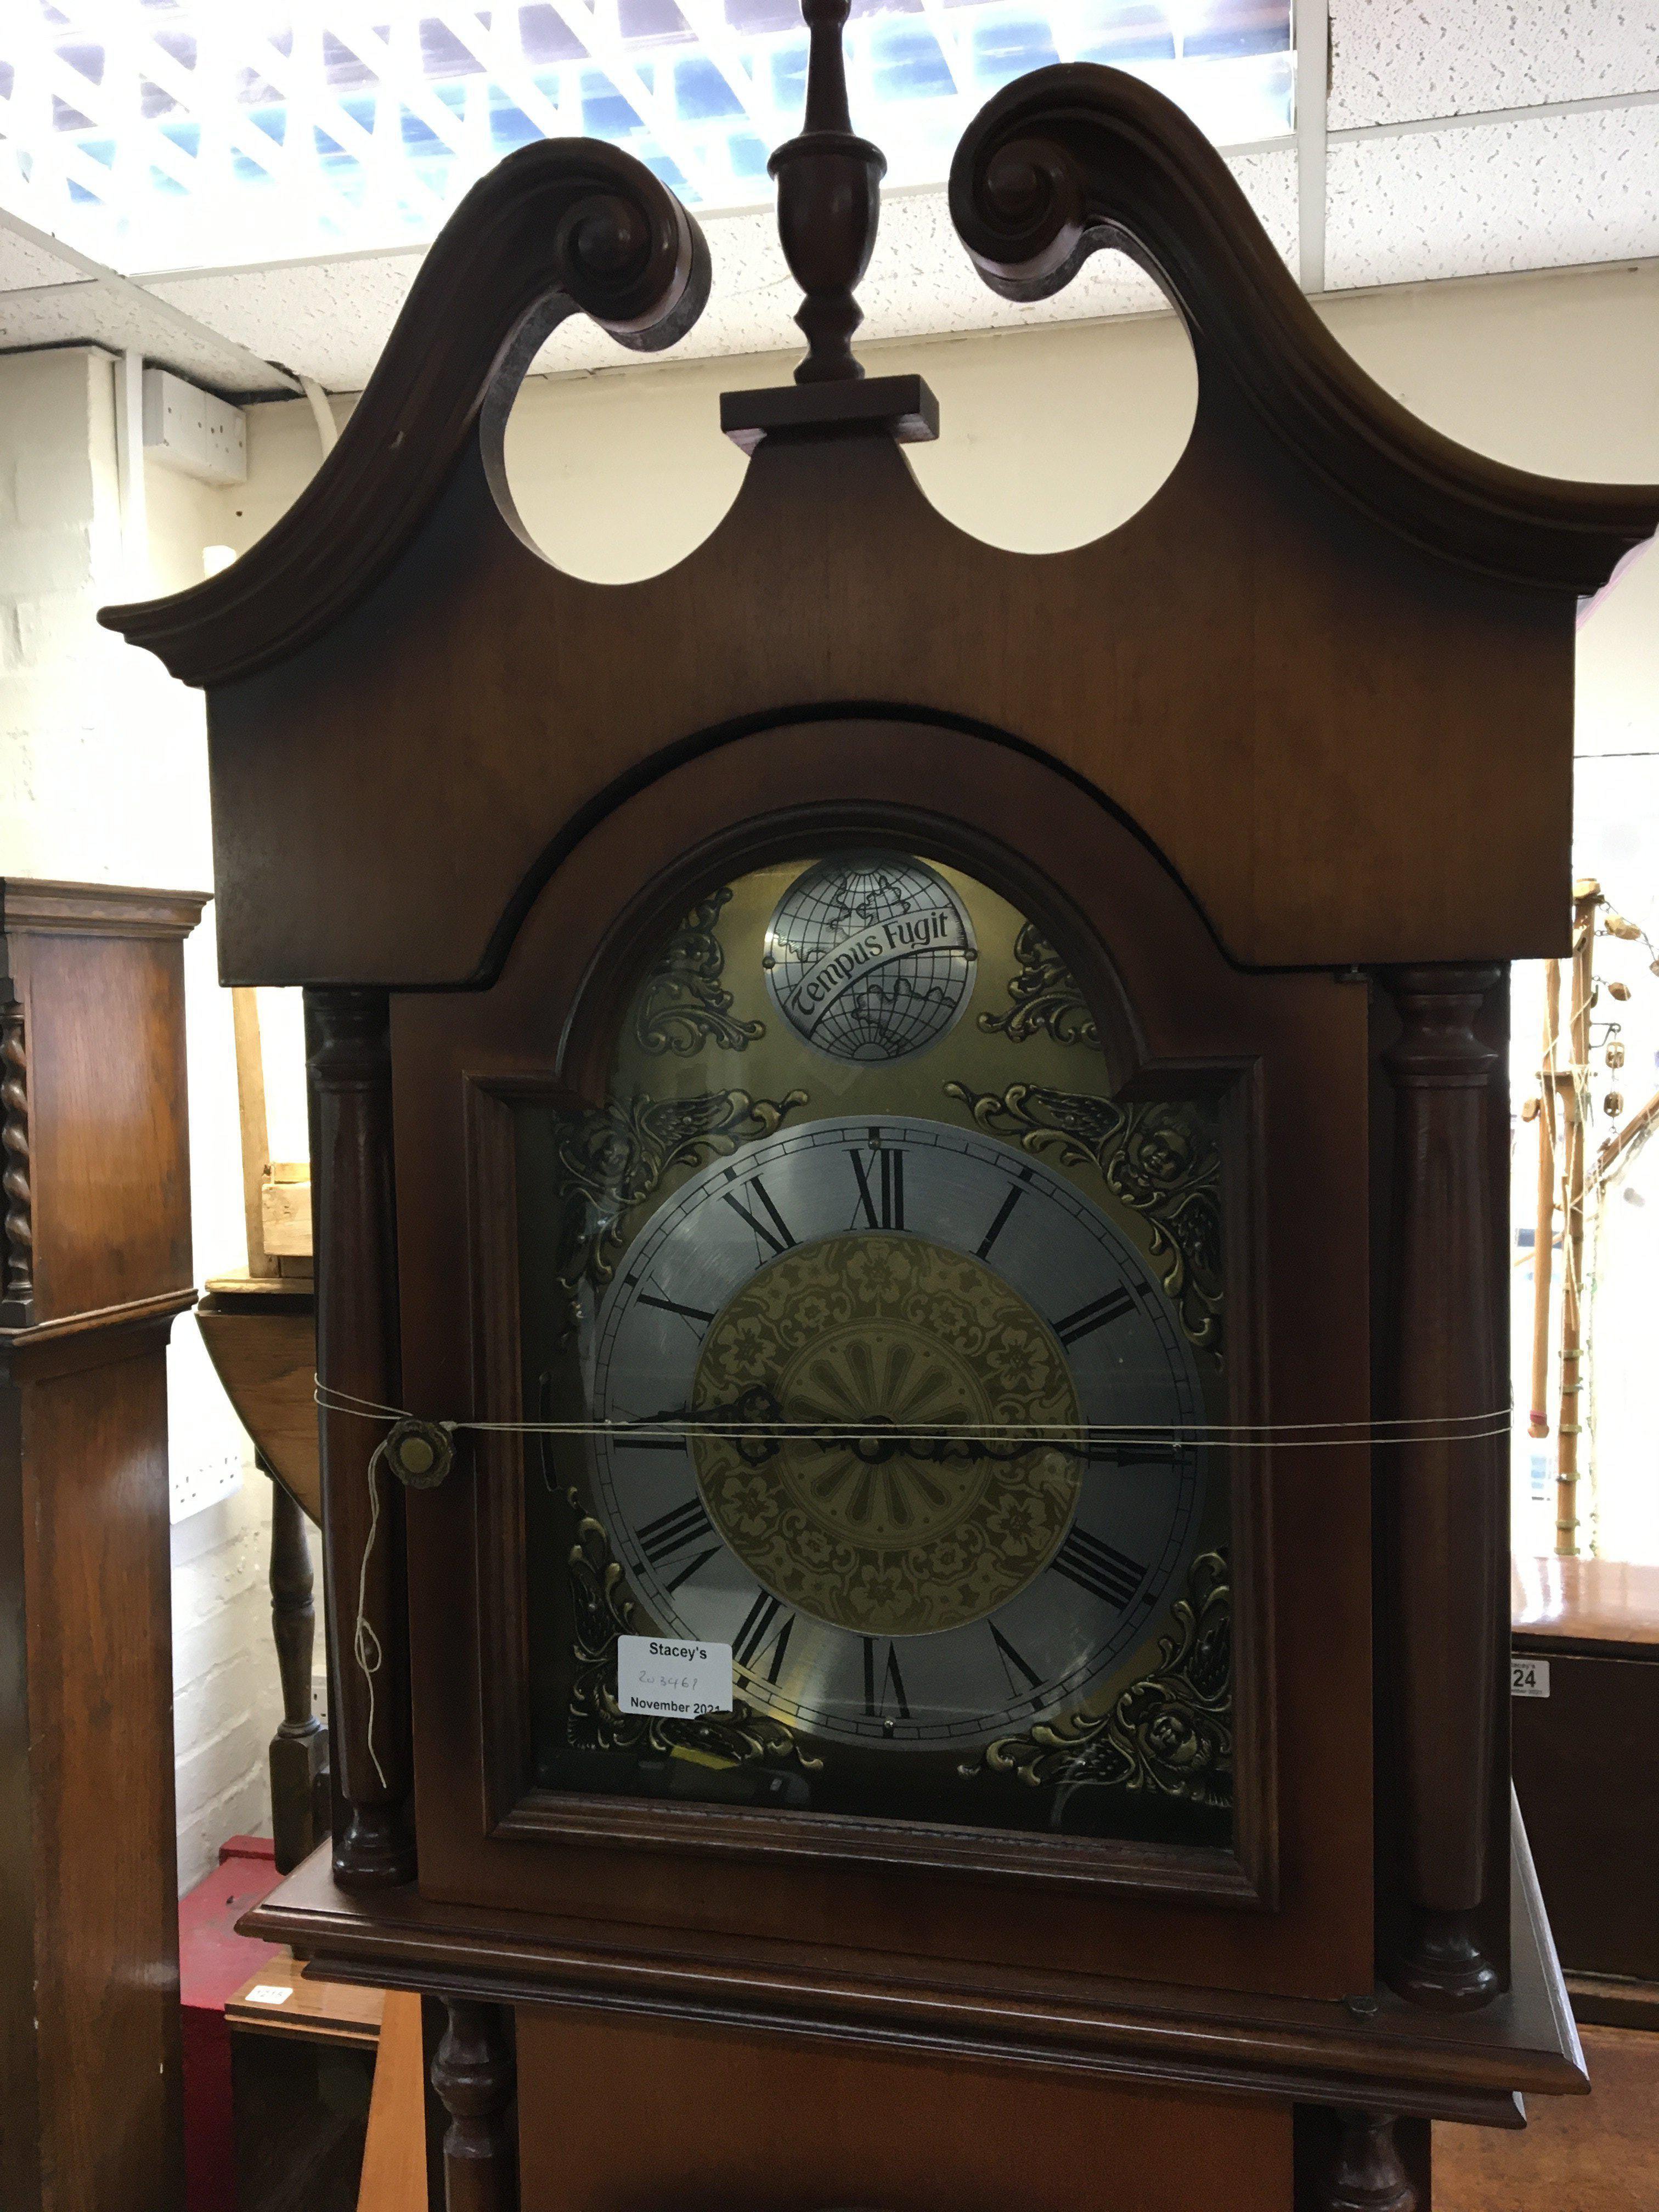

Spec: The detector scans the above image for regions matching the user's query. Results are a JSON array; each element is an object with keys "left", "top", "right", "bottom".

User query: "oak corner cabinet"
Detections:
[
  {"left": 0, "top": 876, "right": 207, "bottom": 2212},
  {"left": 100, "top": 35, "right": 1659, "bottom": 2212}
]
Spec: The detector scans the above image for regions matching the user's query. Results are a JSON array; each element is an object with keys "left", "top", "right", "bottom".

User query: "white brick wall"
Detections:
[{"left": 172, "top": 1486, "right": 292, "bottom": 1874}]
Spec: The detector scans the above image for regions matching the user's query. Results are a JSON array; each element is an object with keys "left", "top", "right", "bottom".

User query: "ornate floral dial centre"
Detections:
[{"left": 690, "top": 1232, "right": 1082, "bottom": 1638}]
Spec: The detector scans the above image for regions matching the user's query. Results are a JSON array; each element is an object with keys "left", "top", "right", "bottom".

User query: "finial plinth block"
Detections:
[{"left": 721, "top": 372, "right": 939, "bottom": 453}]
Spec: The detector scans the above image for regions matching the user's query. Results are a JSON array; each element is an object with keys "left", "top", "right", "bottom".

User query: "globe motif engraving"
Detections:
[
  {"left": 690, "top": 1233, "right": 1083, "bottom": 1638},
  {"left": 764, "top": 853, "right": 977, "bottom": 1063}
]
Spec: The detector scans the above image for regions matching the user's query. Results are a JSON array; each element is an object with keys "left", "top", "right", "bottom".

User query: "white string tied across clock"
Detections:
[
  {"left": 315, "top": 1381, "right": 1515, "bottom": 1449},
  {"left": 320, "top": 1381, "right": 1515, "bottom": 1791}
]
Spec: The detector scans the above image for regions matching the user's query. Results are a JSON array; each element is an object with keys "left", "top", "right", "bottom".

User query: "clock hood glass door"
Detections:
[{"left": 515, "top": 849, "right": 1234, "bottom": 1849}]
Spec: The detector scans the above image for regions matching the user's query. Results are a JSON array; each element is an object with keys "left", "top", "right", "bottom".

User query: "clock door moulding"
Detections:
[{"left": 390, "top": 721, "right": 1374, "bottom": 2002}]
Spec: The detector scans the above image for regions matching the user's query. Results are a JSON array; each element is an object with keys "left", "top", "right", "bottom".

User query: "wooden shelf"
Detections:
[
  {"left": 227, "top": 1955, "right": 382, "bottom": 2050},
  {"left": 1511, "top": 1554, "right": 1659, "bottom": 1657}
]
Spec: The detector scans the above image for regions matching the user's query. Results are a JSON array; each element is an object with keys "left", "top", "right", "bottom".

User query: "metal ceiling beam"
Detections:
[
  {"left": 0, "top": 200, "right": 300, "bottom": 395},
  {"left": 1331, "top": 81, "right": 1659, "bottom": 143}
]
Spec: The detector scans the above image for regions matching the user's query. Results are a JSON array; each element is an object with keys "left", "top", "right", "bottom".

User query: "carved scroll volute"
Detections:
[
  {"left": 100, "top": 139, "right": 710, "bottom": 689},
  {"left": 0, "top": 989, "right": 31, "bottom": 1323},
  {"left": 947, "top": 68, "right": 1659, "bottom": 595},
  {"left": 305, "top": 987, "right": 415, "bottom": 1890},
  {"left": 1381, "top": 966, "right": 1504, "bottom": 2010}
]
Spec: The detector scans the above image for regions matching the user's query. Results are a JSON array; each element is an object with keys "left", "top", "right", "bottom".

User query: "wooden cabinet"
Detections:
[
  {"left": 515, "top": 2005, "right": 1294, "bottom": 2212},
  {"left": 0, "top": 878, "right": 206, "bottom": 2212},
  {"left": 1513, "top": 1556, "right": 1659, "bottom": 2014}
]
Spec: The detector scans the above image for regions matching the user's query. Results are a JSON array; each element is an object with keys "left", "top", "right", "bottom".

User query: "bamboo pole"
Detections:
[
  {"left": 1527, "top": 961, "right": 1560, "bottom": 1440},
  {"left": 1555, "top": 882, "right": 1602, "bottom": 1556}
]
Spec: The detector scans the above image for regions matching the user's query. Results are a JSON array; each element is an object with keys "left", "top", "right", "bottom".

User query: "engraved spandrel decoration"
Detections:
[
  {"left": 634, "top": 888, "right": 765, "bottom": 1056},
  {"left": 565, "top": 1499, "right": 822, "bottom": 1772},
  {"left": 969, "top": 1551, "right": 1232, "bottom": 1808},
  {"left": 946, "top": 1081, "right": 1224, "bottom": 1352},
  {"left": 978, "top": 922, "right": 1100, "bottom": 1050},
  {"left": 545, "top": 1086, "right": 809, "bottom": 1312}
]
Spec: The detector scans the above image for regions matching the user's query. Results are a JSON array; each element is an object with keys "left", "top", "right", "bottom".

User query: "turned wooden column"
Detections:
[
  {"left": 266, "top": 1466, "right": 328, "bottom": 1872},
  {"left": 431, "top": 2000, "right": 518, "bottom": 2212},
  {"left": 304, "top": 986, "right": 415, "bottom": 1888},
  {"left": 1311, "top": 2111, "right": 1418, "bottom": 2212},
  {"left": 1381, "top": 965, "right": 1504, "bottom": 2008}
]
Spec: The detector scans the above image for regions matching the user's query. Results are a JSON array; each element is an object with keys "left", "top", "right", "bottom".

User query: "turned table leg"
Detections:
[
  {"left": 431, "top": 1999, "right": 517, "bottom": 2212},
  {"left": 266, "top": 1467, "right": 328, "bottom": 1872},
  {"left": 1313, "top": 2109, "right": 1419, "bottom": 2212}
]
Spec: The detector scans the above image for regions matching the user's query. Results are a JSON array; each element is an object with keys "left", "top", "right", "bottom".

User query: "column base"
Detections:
[
  {"left": 1390, "top": 1906, "right": 1500, "bottom": 2011},
  {"left": 332, "top": 1802, "right": 417, "bottom": 1890}
]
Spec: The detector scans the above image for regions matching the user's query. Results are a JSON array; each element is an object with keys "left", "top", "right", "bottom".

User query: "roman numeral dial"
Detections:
[
  {"left": 850, "top": 1142, "right": 905, "bottom": 1229},
  {"left": 634, "top": 1497, "right": 722, "bottom": 1592},
  {"left": 589, "top": 1113, "right": 1209, "bottom": 1750},
  {"left": 1052, "top": 1527, "right": 1147, "bottom": 1611}
]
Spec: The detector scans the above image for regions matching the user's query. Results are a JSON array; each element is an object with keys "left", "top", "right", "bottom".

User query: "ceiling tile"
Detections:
[
  {"left": 0, "top": 224, "right": 91, "bottom": 290},
  {"left": 0, "top": 275, "right": 295, "bottom": 395},
  {"left": 1329, "top": 0, "right": 1659, "bottom": 129},
  {"left": 1228, "top": 144, "right": 1300, "bottom": 267},
  {"left": 148, "top": 256, "right": 424, "bottom": 394},
  {"left": 1327, "top": 106, "right": 1659, "bottom": 289}
]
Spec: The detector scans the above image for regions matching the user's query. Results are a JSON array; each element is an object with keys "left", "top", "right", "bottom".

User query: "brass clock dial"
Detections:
[
  {"left": 694, "top": 1230, "right": 1082, "bottom": 1634},
  {"left": 590, "top": 1116, "right": 1205, "bottom": 1748}
]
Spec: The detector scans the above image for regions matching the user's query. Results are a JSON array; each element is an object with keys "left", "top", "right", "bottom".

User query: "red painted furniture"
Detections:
[{"left": 179, "top": 1837, "right": 284, "bottom": 2212}]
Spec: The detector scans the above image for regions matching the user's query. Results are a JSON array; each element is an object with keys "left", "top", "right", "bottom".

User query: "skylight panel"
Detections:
[{"left": 0, "top": 1, "right": 1294, "bottom": 276}]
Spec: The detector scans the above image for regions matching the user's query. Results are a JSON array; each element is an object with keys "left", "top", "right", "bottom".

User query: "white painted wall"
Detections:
[{"left": 1, "top": 258, "right": 1653, "bottom": 1909}]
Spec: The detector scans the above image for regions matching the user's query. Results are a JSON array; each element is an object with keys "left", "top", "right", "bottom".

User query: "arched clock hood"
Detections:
[{"left": 100, "top": 58, "right": 1657, "bottom": 991}]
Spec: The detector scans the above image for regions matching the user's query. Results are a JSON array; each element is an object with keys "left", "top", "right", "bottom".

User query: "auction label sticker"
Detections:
[
  {"left": 618, "top": 1635, "right": 733, "bottom": 1719},
  {"left": 1510, "top": 1657, "right": 1550, "bottom": 1700}
]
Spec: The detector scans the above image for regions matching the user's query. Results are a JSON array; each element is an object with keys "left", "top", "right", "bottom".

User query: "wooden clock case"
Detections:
[{"left": 103, "top": 56, "right": 1659, "bottom": 2212}]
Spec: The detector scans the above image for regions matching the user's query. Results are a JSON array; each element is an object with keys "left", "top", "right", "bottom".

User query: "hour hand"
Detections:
[{"left": 619, "top": 1384, "right": 787, "bottom": 1464}]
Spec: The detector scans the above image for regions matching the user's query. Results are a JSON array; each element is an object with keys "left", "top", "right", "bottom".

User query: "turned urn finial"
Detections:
[{"left": 769, "top": 0, "right": 885, "bottom": 383}]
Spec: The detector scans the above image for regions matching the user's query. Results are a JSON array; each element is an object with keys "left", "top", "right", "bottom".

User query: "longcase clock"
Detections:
[{"left": 104, "top": 6, "right": 1659, "bottom": 2207}]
